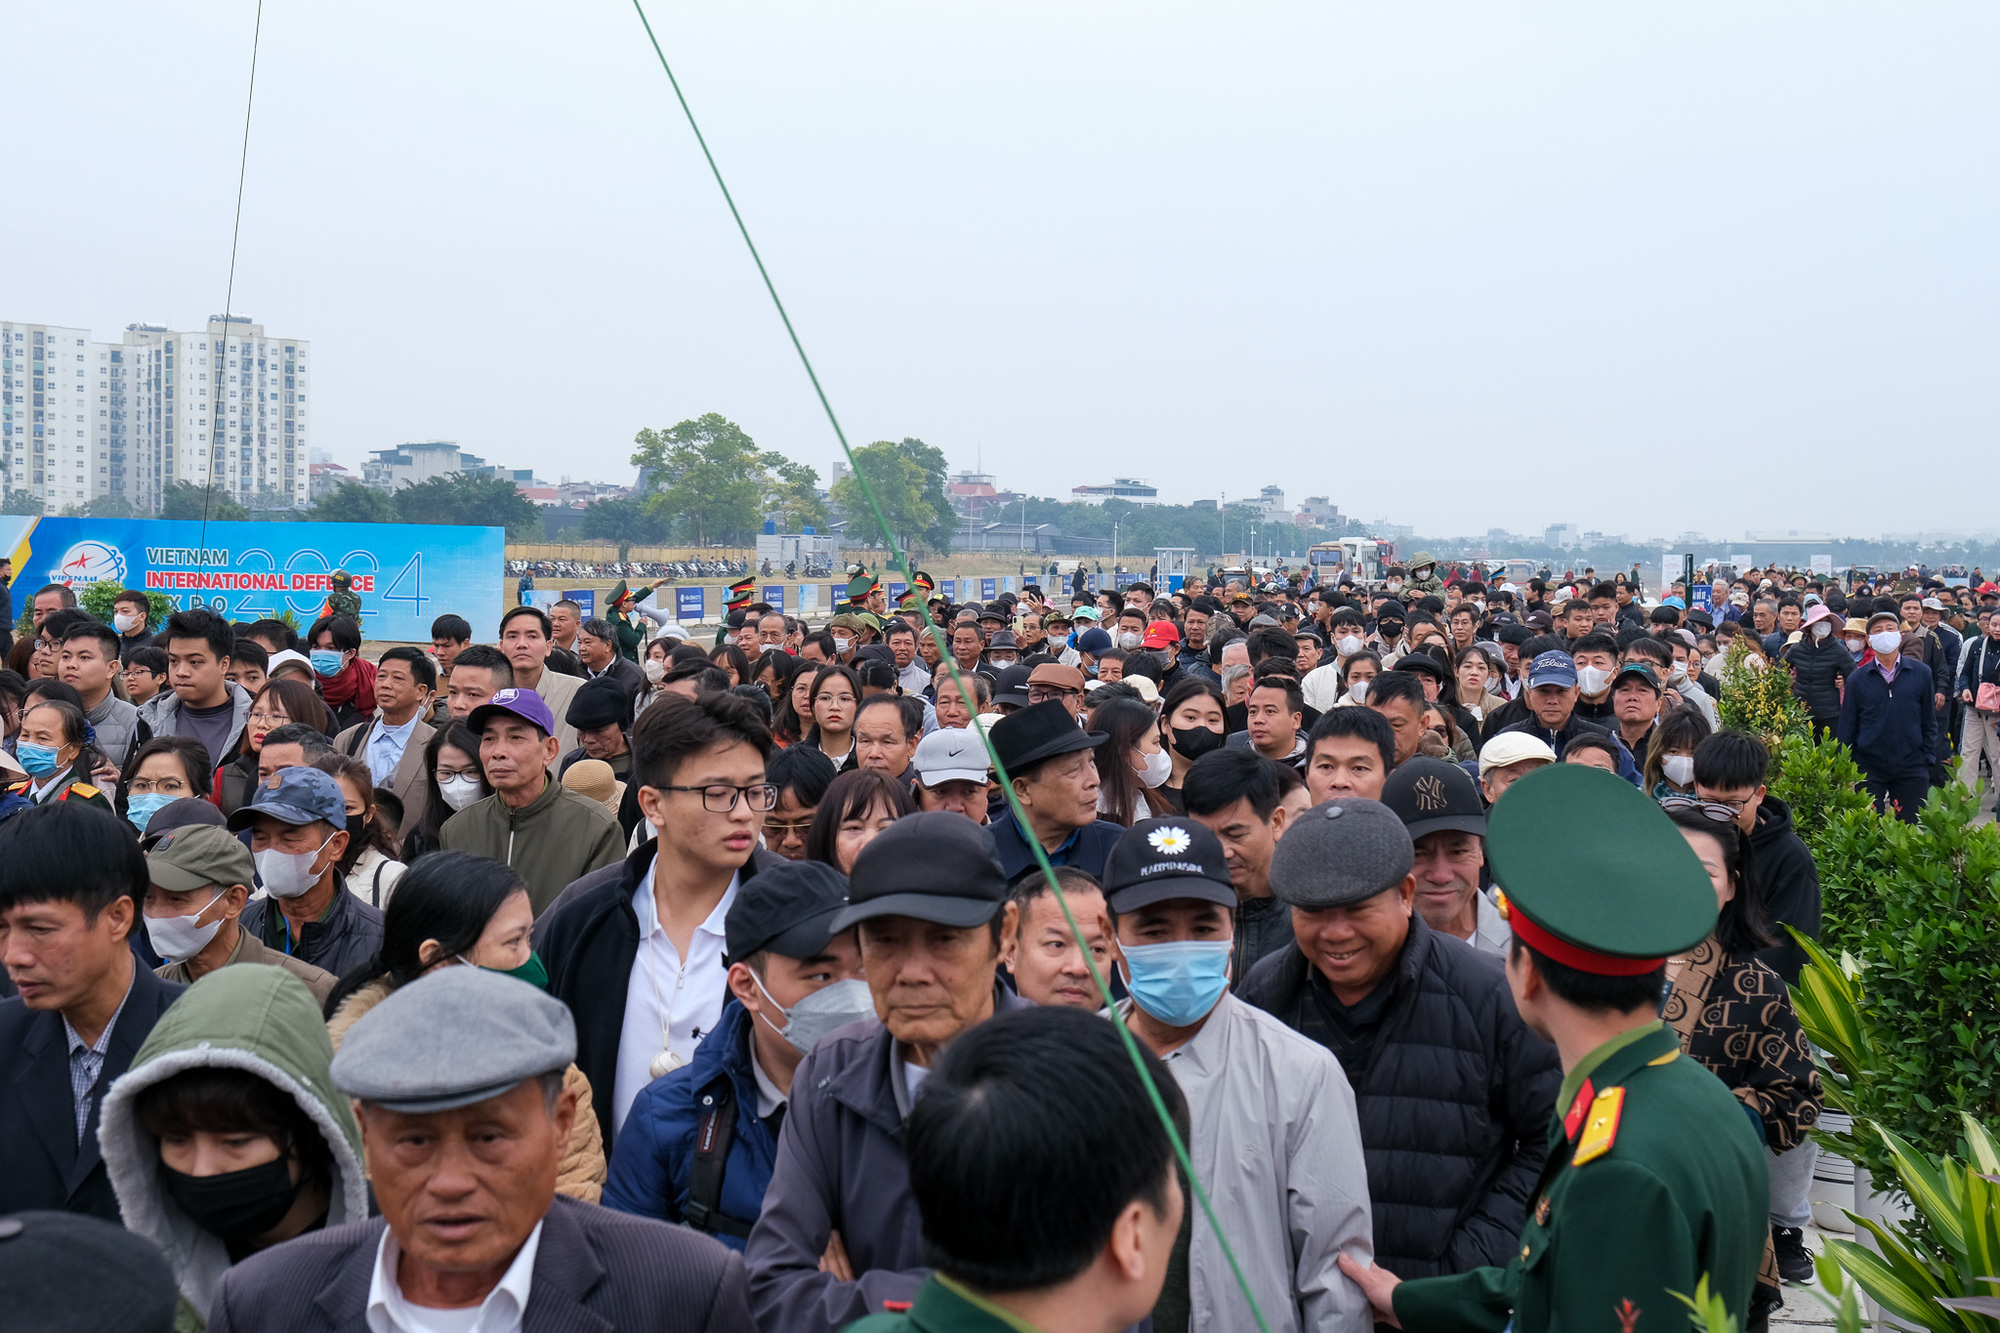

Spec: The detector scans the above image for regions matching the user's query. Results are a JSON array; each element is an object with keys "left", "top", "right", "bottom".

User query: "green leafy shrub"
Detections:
[
  {"left": 78, "top": 580, "right": 174, "bottom": 630},
  {"left": 1716, "top": 637, "right": 1813, "bottom": 771}
]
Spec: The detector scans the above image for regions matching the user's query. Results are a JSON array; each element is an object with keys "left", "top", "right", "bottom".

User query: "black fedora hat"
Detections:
[{"left": 988, "top": 699, "right": 1105, "bottom": 775}]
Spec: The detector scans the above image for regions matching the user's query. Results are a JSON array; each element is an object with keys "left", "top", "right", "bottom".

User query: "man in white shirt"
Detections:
[{"left": 207, "top": 967, "right": 756, "bottom": 1332}]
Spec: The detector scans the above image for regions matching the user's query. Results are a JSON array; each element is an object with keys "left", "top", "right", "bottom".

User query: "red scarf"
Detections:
[{"left": 320, "top": 656, "right": 378, "bottom": 718}]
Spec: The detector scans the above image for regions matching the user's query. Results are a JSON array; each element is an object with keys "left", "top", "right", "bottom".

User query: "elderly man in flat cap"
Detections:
[{"left": 207, "top": 968, "right": 754, "bottom": 1333}]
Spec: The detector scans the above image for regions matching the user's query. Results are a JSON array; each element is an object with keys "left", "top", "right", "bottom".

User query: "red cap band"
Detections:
[{"left": 1505, "top": 898, "right": 1665, "bottom": 977}]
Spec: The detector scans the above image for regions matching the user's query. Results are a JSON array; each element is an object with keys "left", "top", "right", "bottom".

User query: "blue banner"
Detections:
[
  {"left": 942, "top": 579, "right": 957, "bottom": 601},
  {"left": 0, "top": 515, "right": 502, "bottom": 642},
  {"left": 981, "top": 578, "right": 997, "bottom": 599},
  {"left": 676, "top": 586, "right": 706, "bottom": 621},
  {"left": 1689, "top": 585, "right": 1713, "bottom": 614},
  {"left": 888, "top": 582, "right": 906, "bottom": 600},
  {"left": 762, "top": 585, "right": 786, "bottom": 613},
  {"left": 561, "top": 589, "right": 596, "bottom": 619}
]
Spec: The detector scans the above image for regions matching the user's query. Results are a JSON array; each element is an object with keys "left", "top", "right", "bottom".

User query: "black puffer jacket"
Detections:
[
  {"left": 1240, "top": 917, "right": 1561, "bottom": 1277},
  {"left": 1782, "top": 636, "right": 1853, "bottom": 723}
]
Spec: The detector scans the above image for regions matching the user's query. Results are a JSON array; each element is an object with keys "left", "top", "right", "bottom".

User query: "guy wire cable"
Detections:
[
  {"left": 199, "top": 0, "right": 265, "bottom": 559},
  {"left": 623, "top": 4, "right": 1274, "bottom": 1327}
]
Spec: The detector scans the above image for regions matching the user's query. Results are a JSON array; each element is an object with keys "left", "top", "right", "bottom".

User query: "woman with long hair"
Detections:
[
  {"left": 753, "top": 649, "right": 788, "bottom": 702},
  {"left": 1641, "top": 707, "right": 1713, "bottom": 799},
  {"left": 636, "top": 636, "right": 675, "bottom": 715},
  {"left": 805, "top": 767, "right": 913, "bottom": 872},
  {"left": 309, "top": 753, "right": 408, "bottom": 910},
  {"left": 324, "top": 851, "right": 605, "bottom": 1200},
  {"left": 1092, "top": 697, "right": 1168, "bottom": 827},
  {"left": 397, "top": 722, "right": 488, "bottom": 864},
  {"left": 762, "top": 744, "right": 839, "bottom": 861},
  {"left": 1336, "top": 650, "right": 1383, "bottom": 706},
  {"left": 218, "top": 680, "right": 331, "bottom": 816},
  {"left": 118, "top": 735, "right": 215, "bottom": 834},
  {"left": 1153, "top": 677, "right": 1226, "bottom": 816},
  {"left": 1659, "top": 802, "right": 1822, "bottom": 1320},
  {"left": 708, "top": 643, "right": 753, "bottom": 688},
  {"left": 804, "top": 664, "right": 862, "bottom": 768},
  {"left": 772, "top": 659, "right": 819, "bottom": 747}
]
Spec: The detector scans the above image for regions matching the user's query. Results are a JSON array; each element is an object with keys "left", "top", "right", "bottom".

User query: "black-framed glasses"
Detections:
[
  {"left": 1658, "top": 794, "right": 1738, "bottom": 824},
  {"left": 654, "top": 783, "right": 780, "bottom": 813},
  {"left": 1027, "top": 685, "right": 1080, "bottom": 703}
]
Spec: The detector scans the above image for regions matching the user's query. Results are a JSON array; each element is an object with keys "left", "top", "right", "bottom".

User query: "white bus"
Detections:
[{"left": 1307, "top": 538, "right": 1396, "bottom": 584}]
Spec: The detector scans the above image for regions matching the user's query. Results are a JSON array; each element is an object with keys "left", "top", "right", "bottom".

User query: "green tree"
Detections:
[
  {"left": 631, "top": 413, "right": 768, "bottom": 547},
  {"left": 763, "top": 456, "right": 827, "bottom": 531},
  {"left": 2, "top": 489, "right": 44, "bottom": 516},
  {"left": 831, "top": 438, "right": 956, "bottom": 559},
  {"left": 312, "top": 481, "right": 398, "bottom": 524},
  {"left": 579, "top": 495, "right": 668, "bottom": 562},
  {"left": 159, "top": 482, "right": 249, "bottom": 522},
  {"left": 84, "top": 494, "right": 138, "bottom": 518},
  {"left": 389, "top": 473, "right": 542, "bottom": 538}
]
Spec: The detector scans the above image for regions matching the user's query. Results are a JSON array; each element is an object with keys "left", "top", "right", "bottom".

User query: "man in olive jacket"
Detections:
[{"left": 442, "top": 689, "right": 623, "bottom": 915}]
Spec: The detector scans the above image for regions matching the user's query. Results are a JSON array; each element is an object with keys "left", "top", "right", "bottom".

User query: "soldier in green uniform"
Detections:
[
  {"left": 9, "top": 699, "right": 116, "bottom": 816},
  {"left": 844, "top": 1006, "right": 1185, "bottom": 1333},
  {"left": 323, "top": 569, "right": 363, "bottom": 622},
  {"left": 605, "top": 577, "right": 670, "bottom": 663},
  {"left": 1340, "top": 764, "right": 1768, "bottom": 1333}
]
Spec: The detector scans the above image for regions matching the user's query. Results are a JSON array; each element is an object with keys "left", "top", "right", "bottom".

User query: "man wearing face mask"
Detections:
[
  {"left": 606, "top": 861, "right": 868, "bottom": 1249},
  {"left": 1105, "top": 817, "right": 1375, "bottom": 1333},
  {"left": 1113, "top": 608, "right": 1149, "bottom": 655},
  {"left": 230, "top": 768, "right": 384, "bottom": 980},
  {"left": 1565, "top": 632, "right": 1622, "bottom": 723},
  {"left": 144, "top": 824, "right": 339, "bottom": 1008},
  {"left": 1837, "top": 610, "right": 1939, "bottom": 823}
]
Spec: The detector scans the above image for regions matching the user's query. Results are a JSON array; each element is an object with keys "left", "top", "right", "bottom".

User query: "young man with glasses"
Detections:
[
  {"left": 440, "top": 688, "right": 625, "bottom": 915},
  {"left": 536, "top": 691, "right": 789, "bottom": 1153}
]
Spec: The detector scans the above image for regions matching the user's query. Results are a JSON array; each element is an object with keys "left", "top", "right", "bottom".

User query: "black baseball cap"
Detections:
[
  {"left": 1381, "top": 757, "right": 1488, "bottom": 842},
  {"left": 724, "top": 860, "right": 853, "bottom": 964},
  {"left": 832, "top": 811, "right": 1009, "bottom": 930},
  {"left": 1101, "top": 818, "right": 1236, "bottom": 914}
]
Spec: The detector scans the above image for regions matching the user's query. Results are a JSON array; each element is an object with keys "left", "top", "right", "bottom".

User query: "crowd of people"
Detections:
[{"left": 5, "top": 548, "right": 1976, "bottom": 1332}]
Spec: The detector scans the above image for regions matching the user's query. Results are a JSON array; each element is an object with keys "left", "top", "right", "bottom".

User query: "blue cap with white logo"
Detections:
[{"left": 1526, "top": 650, "right": 1578, "bottom": 690}]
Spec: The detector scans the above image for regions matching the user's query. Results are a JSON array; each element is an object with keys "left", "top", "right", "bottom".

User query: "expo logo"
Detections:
[{"left": 50, "top": 542, "right": 128, "bottom": 587}]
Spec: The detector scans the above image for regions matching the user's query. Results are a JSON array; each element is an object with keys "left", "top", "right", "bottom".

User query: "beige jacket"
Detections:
[{"left": 328, "top": 978, "right": 606, "bottom": 1203}]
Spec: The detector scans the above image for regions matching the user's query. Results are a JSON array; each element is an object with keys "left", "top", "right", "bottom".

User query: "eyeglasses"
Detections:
[
  {"left": 247, "top": 711, "right": 290, "bottom": 727},
  {"left": 1027, "top": 686, "right": 1080, "bottom": 703},
  {"left": 655, "top": 782, "right": 780, "bottom": 813},
  {"left": 762, "top": 816, "right": 814, "bottom": 837},
  {"left": 1657, "top": 795, "right": 1739, "bottom": 824}
]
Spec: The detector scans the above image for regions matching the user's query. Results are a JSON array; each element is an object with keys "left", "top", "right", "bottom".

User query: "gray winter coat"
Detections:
[
  {"left": 137, "top": 681, "right": 254, "bottom": 769},
  {"left": 745, "top": 985, "right": 1030, "bottom": 1333}
]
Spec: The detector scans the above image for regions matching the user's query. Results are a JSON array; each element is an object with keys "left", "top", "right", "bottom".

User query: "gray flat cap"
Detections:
[
  {"left": 1269, "top": 798, "right": 1415, "bottom": 909},
  {"left": 330, "top": 967, "right": 576, "bottom": 1114}
]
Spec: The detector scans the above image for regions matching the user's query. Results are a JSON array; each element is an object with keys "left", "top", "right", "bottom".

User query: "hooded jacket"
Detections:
[
  {"left": 138, "top": 681, "right": 255, "bottom": 769},
  {"left": 1781, "top": 635, "right": 1854, "bottom": 723},
  {"left": 1745, "top": 796, "right": 1822, "bottom": 986},
  {"left": 438, "top": 773, "right": 625, "bottom": 916},
  {"left": 99, "top": 966, "right": 369, "bottom": 1330},
  {"left": 327, "top": 977, "right": 605, "bottom": 1203}
]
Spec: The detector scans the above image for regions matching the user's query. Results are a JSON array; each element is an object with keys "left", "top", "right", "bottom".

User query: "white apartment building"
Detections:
[
  {"left": 121, "top": 315, "right": 311, "bottom": 511},
  {"left": 0, "top": 321, "right": 106, "bottom": 513},
  {"left": 0, "top": 314, "right": 310, "bottom": 513}
]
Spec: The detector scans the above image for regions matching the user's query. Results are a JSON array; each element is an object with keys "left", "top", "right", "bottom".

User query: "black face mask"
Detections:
[
  {"left": 161, "top": 1154, "right": 302, "bottom": 1241},
  {"left": 1170, "top": 725, "right": 1225, "bottom": 761}
]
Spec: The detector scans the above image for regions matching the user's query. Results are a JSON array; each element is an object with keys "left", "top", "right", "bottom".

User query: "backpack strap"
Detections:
[{"left": 683, "top": 1080, "right": 755, "bottom": 1240}]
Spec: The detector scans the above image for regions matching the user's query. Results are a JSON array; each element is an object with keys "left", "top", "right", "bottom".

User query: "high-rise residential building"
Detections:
[
  {"left": 2, "top": 314, "right": 309, "bottom": 513},
  {"left": 121, "top": 316, "right": 311, "bottom": 511},
  {"left": 1, "top": 321, "right": 107, "bottom": 512}
]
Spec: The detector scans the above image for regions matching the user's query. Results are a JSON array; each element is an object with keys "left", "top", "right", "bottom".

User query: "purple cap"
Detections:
[{"left": 467, "top": 687, "right": 556, "bottom": 738}]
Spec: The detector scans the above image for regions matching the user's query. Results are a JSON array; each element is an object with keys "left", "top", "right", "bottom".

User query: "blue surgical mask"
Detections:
[
  {"left": 16, "top": 741, "right": 63, "bottom": 778},
  {"left": 126, "top": 792, "right": 178, "bottom": 832},
  {"left": 1121, "top": 940, "right": 1232, "bottom": 1027},
  {"left": 309, "top": 650, "right": 345, "bottom": 678}
]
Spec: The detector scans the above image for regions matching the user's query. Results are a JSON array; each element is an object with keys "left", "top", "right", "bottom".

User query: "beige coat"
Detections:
[{"left": 327, "top": 978, "right": 606, "bottom": 1203}]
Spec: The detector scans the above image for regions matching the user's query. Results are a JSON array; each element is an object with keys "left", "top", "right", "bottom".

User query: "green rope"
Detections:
[{"left": 624, "top": 4, "right": 1274, "bottom": 1328}]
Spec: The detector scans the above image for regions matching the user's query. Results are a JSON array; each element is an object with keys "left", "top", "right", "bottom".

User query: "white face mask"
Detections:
[
  {"left": 113, "top": 611, "right": 142, "bottom": 634},
  {"left": 832, "top": 636, "right": 853, "bottom": 654},
  {"left": 1669, "top": 661, "right": 1690, "bottom": 683},
  {"left": 643, "top": 657, "right": 666, "bottom": 682},
  {"left": 438, "top": 775, "right": 486, "bottom": 812},
  {"left": 1811, "top": 620, "right": 1832, "bottom": 641},
  {"left": 1346, "top": 679, "right": 1370, "bottom": 704},
  {"left": 1116, "top": 631, "right": 1143, "bottom": 651},
  {"left": 1336, "top": 634, "right": 1364, "bottom": 657},
  {"left": 254, "top": 833, "right": 336, "bottom": 899},
  {"left": 1844, "top": 638, "right": 1866, "bottom": 654},
  {"left": 1134, "top": 746, "right": 1173, "bottom": 789},
  {"left": 752, "top": 974, "right": 876, "bottom": 1056},
  {"left": 1868, "top": 630, "right": 1902, "bottom": 655},
  {"left": 143, "top": 889, "right": 227, "bottom": 961},
  {"left": 1575, "top": 665, "right": 1612, "bottom": 696},
  {"left": 1385, "top": 580, "right": 1403, "bottom": 593},
  {"left": 1661, "top": 755, "right": 1695, "bottom": 787}
]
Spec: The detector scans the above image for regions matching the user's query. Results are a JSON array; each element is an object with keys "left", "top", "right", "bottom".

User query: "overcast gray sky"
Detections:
[{"left": 7, "top": 2, "right": 1996, "bottom": 540}]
